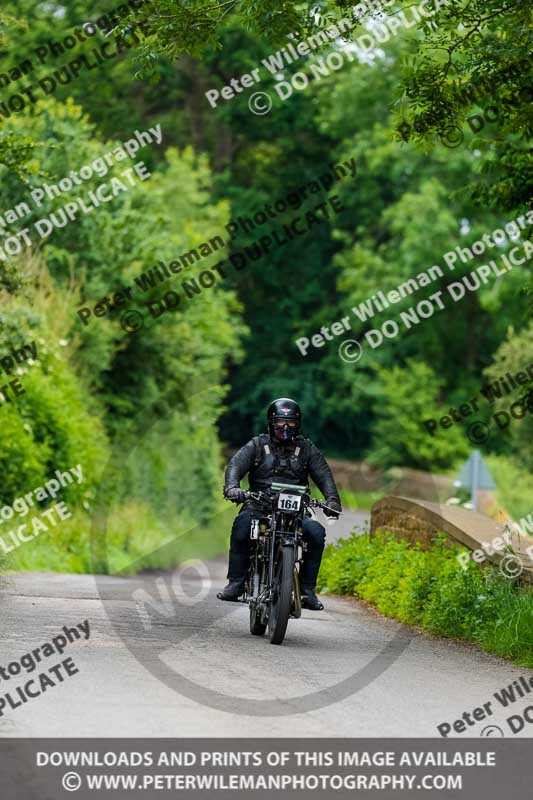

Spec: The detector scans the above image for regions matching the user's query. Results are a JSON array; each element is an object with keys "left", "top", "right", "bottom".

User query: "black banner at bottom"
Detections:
[{"left": 0, "top": 739, "right": 530, "bottom": 799}]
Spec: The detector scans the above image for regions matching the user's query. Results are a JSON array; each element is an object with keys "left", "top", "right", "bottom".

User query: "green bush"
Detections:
[
  {"left": 484, "top": 323, "right": 533, "bottom": 471},
  {"left": 318, "top": 530, "right": 533, "bottom": 666},
  {"left": 0, "top": 99, "right": 247, "bottom": 576},
  {"left": 484, "top": 453, "right": 533, "bottom": 521},
  {"left": 0, "top": 346, "right": 108, "bottom": 507},
  {"left": 367, "top": 360, "right": 470, "bottom": 471},
  {"left": 7, "top": 501, "right": 235, "bottom": 575}
]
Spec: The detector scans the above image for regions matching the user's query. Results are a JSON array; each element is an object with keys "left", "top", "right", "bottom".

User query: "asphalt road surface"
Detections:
[{"left": 0, "top": 509, "right": 530, "bottom": 738}]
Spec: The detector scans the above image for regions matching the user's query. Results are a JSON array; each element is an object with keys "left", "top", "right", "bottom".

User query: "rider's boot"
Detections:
[
  {"left": 300, "top": 586, "right": 324, "bottom": 611},
  {"left": 217, "top": 579, "right": 245, "bottom": 602}
]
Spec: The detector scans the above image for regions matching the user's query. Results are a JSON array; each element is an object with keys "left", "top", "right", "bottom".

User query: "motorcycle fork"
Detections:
[
  {"left": 292, "top": 566, "right": 302, "bottom": 618},
  {"left": 267, "top": 512, "right": 279, "bottom": 594},
  {"left": 250, "top": 526, "right": 271, "bottom": 610},
  {"left": 292, "top": 519, "right": 303, "bottom": 618}
]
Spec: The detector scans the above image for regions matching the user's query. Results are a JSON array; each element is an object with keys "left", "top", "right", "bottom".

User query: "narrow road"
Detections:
[
  {"left": 0, "top": 509, "right": 530, "bottom": 738},
  {"left": 330, "top": 508, "right": 369, "bottom": 539}
]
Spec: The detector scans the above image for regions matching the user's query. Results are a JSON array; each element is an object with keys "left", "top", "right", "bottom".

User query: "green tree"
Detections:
[
  {"left": 484, "top": 322, "right": 533, "bottom": 470},
  {"left": 367, "top": 359, "right": 469, "bottom": 469},
  {"left": 0, "top": 94, "right": 247, "bottom": 568},
  {"left": 396, "top": 0, "right": 533, "bottom": 213}
]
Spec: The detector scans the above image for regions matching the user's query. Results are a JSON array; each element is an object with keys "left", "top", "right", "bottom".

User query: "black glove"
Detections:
[
  {"left": 323, "top": 499, "right": 341, "bottom": 518},
  {"left": 225, "top": 487, "right": 247, "bottom": 504}
]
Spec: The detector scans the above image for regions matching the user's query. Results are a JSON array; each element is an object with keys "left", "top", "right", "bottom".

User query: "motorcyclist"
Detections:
[{"left": 217, "top": 397, "right": 342, "bottom": 611}]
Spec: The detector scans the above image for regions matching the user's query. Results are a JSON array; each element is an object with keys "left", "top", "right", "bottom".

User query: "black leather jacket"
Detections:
[{"left": 224, "top": 433, "right": 341, "bottom": 510}]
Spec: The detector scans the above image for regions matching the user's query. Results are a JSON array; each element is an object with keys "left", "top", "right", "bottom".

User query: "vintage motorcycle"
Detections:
[{"left": 241, "top": 482, "right": 339, "bottom": 645}]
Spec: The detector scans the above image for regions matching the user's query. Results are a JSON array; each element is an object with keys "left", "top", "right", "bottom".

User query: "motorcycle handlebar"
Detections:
[
  {"left": 244, "top": 491, "right": 341, "bottom": 517},
  {"left": 310, "top": 499, "right": 341, "bottom": 517},
  {"left": 245, "top": 490, "right": 268, "bottom": 502}
]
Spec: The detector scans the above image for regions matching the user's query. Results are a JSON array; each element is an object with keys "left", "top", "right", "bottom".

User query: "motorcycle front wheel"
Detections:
[{"left": 268, "top": 546, "right": 294, "bottom": 645}]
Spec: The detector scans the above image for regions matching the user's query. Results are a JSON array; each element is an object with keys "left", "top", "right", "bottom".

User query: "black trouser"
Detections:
[{"left": 227, "top": 509, "right": 326, "bottom": 590}]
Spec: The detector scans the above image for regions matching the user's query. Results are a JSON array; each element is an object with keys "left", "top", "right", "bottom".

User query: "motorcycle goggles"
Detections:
[{"left": 272, "top": 418, "right": 298, "bottom": 429}]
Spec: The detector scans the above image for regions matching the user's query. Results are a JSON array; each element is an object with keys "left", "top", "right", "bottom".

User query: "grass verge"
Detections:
[
  {"left": 5, "top": 502, "right": 235, "bottom": 574},
  {"left": 317, "top": 530, "right": 533, "bottom": 667}
]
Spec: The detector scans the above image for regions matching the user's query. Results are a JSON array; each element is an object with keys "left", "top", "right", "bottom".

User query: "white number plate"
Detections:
[{"left": 278, "top": 493, "right": 301, "bottom": 511}]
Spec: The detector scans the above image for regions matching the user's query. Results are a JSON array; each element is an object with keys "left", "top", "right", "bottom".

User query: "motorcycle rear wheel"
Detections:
[{"left": 268, "top": 546, "right": 294, "bottom": 645}]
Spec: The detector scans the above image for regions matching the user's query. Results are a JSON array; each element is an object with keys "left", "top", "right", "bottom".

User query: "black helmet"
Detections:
[{"left": 267, "top": 397, "right": 301, "bottom": 442}]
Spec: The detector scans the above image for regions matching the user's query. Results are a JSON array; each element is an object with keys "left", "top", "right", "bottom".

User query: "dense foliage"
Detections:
[
  {"left": 0, "top": 1, "right": 531, "bottom": 570},
  {"left": 318, "top": 530, "right": 533, "bottom": 666},
  {"left": 0, "top": 94, "right": 245, "bottom": 571}
]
